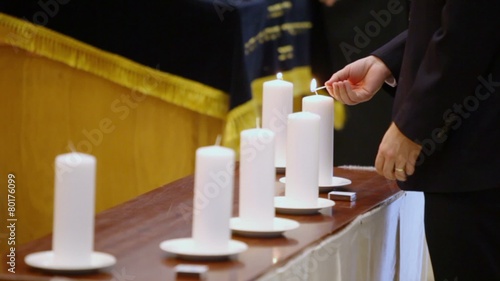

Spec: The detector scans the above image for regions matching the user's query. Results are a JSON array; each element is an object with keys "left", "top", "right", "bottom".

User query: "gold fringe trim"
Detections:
[
  {"left": 222, "top": 99, "right": 259, "bottom": 155},
  {"left": 0, "top": 12, "right": 346, "bottom": 152},
  {"left": 0, "top": 13, "right": 229, "bottom": 119}
]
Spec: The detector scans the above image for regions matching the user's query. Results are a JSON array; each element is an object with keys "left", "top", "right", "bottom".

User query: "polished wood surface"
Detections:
[{"left": 1, "top": 167, "right": 400, "bottom": 281}]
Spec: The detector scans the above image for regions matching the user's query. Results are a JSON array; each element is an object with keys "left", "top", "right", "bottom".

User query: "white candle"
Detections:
[
  {"left": 239, "top": 128, "right": 275, "bottom": 229},
  {"left": 303, "top": 94, "right": 335, "bottom": 186},
  {"left": 285, "top": 112, "right": 320, "bottom": 206},
  {"left": 192, "top": 145, "right": 235, "bottom": 251},
  {"left": 53, "top": 152, "right": 96, "bottom": 266},
  {"left": 262, "top": 73, "right": 293, "bottom": 168}
]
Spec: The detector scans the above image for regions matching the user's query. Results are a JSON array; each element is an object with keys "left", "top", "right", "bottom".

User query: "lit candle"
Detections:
[
  {"left": 192, "top": 144, "right": 235, "bottom": 251},
  {"left": 303, "top": 83, "right": 335, "bottom": 186},
  {"left": 239, "top": 127, "right": 275, "bottom": 229},
  {"left": 262, "top": 72, "right": 293, "bottom": 168},
  {"left": 285, "top": 112, "right": 320, "bottom": 206},
  {"left": 53, "top": 152, "right": 96, "bottom": 266},
  {"left": 310, "top": 78, "right": 327, "bottom": 94}
]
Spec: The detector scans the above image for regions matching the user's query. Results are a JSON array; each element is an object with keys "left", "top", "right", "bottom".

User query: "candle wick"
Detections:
[
  {"left": 215, "top": 134, "right": 222, "bottom": 146},
  {"left": 256, "top": 117, "right": 261, "bottom": 129},
  {"left": 314, "top": 90, "right": 319, "bottom": 95}
]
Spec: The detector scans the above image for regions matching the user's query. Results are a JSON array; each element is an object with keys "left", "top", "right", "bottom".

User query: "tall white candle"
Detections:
[
  {"left": 262, "top": 73, "right": 293, "bottom": 168},
  {"left": 303, "top": 94, "right": 335, "bottom": 186},
  {"left": 285, "top": 112, "right": 320, "bottom": 206},
  {"left": 192, "top": 145, "right": 235, "bottom": 251},
  {"left": 239, "top": 128, "right": 275, "bottom": 229},
  {"left": 53, "top": 152, "right": 96, "bottom": 266}
]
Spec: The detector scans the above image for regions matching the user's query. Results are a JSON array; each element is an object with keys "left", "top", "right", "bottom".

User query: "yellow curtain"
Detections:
[
  {"left": 0, "top": 14, "right": 227, "bottom": 247},
  {"left": 0, "top": 13, "right": 345, "bottom": 247}
]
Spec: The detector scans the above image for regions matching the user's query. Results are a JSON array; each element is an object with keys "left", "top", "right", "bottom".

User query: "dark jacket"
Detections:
[{"left": 373, "top": 0, "right": 500, "bottom": 192}]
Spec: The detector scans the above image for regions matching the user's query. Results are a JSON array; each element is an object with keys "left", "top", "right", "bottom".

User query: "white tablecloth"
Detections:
[{"left": 259, "top": 191, "right": 433, "bottom": 281}]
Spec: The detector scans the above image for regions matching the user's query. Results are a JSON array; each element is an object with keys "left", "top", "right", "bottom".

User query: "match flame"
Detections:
[{"left": 310, "top": 78, "right": 317, "bottom": 93}]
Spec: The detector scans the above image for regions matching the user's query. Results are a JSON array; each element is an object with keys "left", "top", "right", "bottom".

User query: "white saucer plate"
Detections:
[
  {"left": 318, "top": 176, "right": 352, "bottom": 192},
  {"left": 159, "top": 238, "right": 247, "bottom": 261},
  {"left": 24, "top": 251, "right": 116, "bottom": 273},
  {"left": 230, "top": 217, "right": 299, "bottom": 238},
  {"left": 274, "top": 196, "right": 335, "bottom": 215},
  {"left": 278, "top": 176, "right": 351, "bottom": 192}
]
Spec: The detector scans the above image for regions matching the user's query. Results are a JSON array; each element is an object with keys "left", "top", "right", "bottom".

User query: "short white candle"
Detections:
[
  {"left": 285, "top": 112, "right": 320, "bottom": 206},
  {"left": 303, "top": 94, "right": 335, "bottom": 186},
  {"left": 239, "top": 128, "right": 275, "bottom": 229},
  {"left": 262, "top": 73, "right": 293, "bottom": 168},
  {"left": 192, "top": 145, "right": 235, "bottom": 251},
  {"left": 52, "top": 152, "right": 96, "bottom": 266}
]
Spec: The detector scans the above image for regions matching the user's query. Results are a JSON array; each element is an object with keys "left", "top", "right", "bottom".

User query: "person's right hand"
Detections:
[
  {"left": 319, "top": 0, "right": 337, "bottom": 6},
  {"left": 325, "top": 55, "right": 392, "bottom": 105}
]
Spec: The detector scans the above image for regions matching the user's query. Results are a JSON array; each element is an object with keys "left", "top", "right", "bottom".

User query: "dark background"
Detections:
[{"left": 311, "top": 0, "right": 409, "bottom": 166}]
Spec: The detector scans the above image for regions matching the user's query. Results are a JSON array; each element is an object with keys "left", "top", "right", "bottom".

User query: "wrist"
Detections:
[{"left": 370, "top": 55, "right": 395, "bottom": 86}]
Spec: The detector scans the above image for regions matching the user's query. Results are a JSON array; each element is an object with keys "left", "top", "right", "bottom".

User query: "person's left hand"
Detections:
[{"left": 375, "top": 122, "right": 422, "bottom": 181}]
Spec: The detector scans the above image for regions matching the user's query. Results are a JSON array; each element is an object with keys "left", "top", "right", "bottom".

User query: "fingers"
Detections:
[
  {"left": 405, "top": 148, "right": 420, "bottom": 176},
  {"left": 376, "top": 152, "right": 407, "bottom": 181},
  {"left": 326, "top": 67, "right": 350, "bottom": 85},
  {"left": 394, "top": 168, "right": 407, "bottom": 181},
  {"left": 334, "top": 81, "right": 351, "bottom": 104},
  {"left": 327, "top": 81, "right": 357, "bottom": 105},
  {"left": 404, "top": 161, "right": 415, "bottom": 177},
  {"left": 374, "top": 153, "right": 384, "bottom": 177},
  {"left": 340, "top": 82, "right": 356, "bottom": 104},
  {"left": 394, "top": 156, "right": 407, "bottom": 182},
  {"left": 375, "top": 153, "right": 397, "bottom": 181},
  {"left": 375, "top": 123, "right": 423, "bottom": 182},
  {"left": 325, "top": 61, "right": 363, "bottom": 104},
  {"left": 319, "top": 0, "right": 336, "bottom": 7}
]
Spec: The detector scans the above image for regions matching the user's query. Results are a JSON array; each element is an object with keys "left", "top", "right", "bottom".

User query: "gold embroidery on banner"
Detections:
[
  {"left": 281, "top": 22, "right": 311, "bottom": 36},
  {"left": 278, "top": 45, "right": 293, "bottom": 61},
  {"left": 267, "top": 1, "right": 293, "bottom": 19},
  {"left": 244, "top": 21, "right": 312, "bottom": 55}
]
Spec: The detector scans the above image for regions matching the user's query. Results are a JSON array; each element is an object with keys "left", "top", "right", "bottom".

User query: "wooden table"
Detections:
[{"left": 1, "top": 167, "right": 400, "bottom": 281}]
